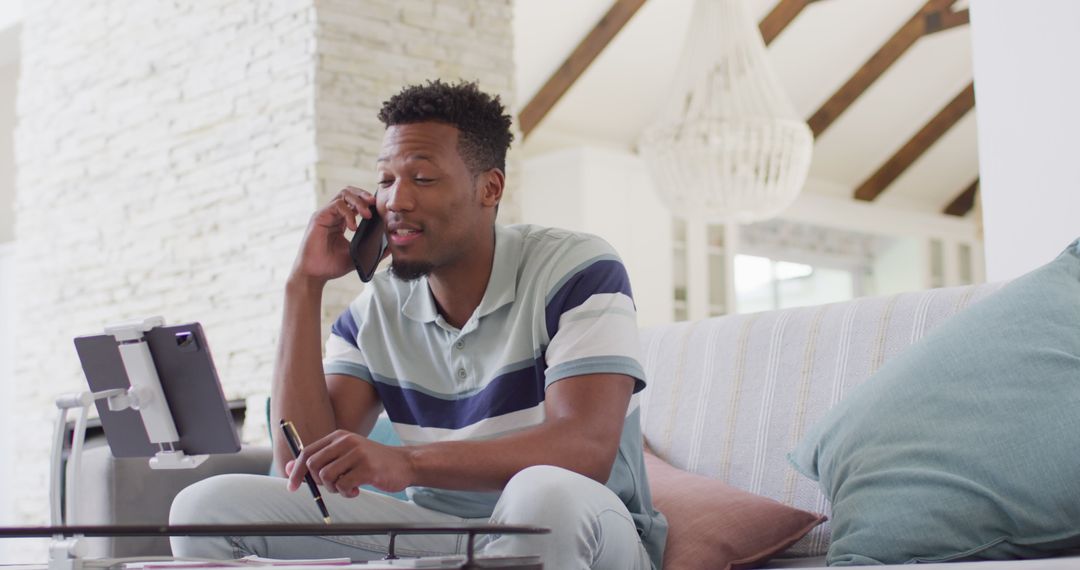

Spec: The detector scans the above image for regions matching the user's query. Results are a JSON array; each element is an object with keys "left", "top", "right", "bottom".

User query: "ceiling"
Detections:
[{"left": 513, "top": 0, "right": 979, "bottom": 218}]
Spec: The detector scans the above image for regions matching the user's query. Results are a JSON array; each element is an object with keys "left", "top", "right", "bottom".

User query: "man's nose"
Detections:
[{"left": 384, "top": 182, "right": 416, "bottom": 212}]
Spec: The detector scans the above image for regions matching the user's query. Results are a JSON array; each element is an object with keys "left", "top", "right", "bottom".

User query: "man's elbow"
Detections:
[{"left": 576, "top": 443, "right": 619, "bottom": 483}]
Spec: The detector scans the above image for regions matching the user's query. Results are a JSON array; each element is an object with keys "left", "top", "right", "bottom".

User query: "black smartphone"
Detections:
[{"left": 349, "top": 205, "right": 388, "bottom": 282}]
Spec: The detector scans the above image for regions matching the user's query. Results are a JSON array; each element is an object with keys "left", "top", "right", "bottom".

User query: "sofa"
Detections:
[
  {"left": 637, "top": 281, "right": 1006, "bottom": 568},
  {"left": 77, "top": 263, "right": 1080, "bottom": 568}
]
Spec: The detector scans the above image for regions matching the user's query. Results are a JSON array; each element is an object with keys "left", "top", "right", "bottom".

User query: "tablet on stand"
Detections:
[{"left": 50, "top": 317, "right": 240, "bottom": 570}]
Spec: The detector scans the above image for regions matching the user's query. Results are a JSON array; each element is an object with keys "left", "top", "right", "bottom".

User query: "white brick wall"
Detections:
[
  {"left": 10, "top": 0, "right": 515, "bottom": 546},
  {"left": 13, "top": 0, "right": 319, "bottom": 530}
]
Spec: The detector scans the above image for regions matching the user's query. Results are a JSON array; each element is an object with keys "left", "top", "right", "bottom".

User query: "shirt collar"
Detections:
[
  {"left": 401, "top": 276, "right": 439, "bottom": 324},
  {"left": 475, "top": 224, "right": 520, "bottom": 319},
  {"left": 400, "top": 224, "right": 521, "bottom": 325}
]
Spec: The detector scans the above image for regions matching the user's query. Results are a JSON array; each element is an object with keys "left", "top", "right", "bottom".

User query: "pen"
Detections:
[{"left": 280, "top": 419, "right": 333, "bottom": 524}]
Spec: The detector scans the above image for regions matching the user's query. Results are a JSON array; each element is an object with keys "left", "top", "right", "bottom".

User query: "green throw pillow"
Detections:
[{"left": 789, "top": 239, "right": 1080, "bottom": 565}]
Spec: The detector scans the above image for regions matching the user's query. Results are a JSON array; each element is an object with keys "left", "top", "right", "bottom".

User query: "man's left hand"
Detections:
[{"left": 285, "top": 429, "right": 414, "bottom": 497}]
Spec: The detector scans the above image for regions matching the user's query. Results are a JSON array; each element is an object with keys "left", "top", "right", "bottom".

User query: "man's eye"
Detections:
[
  {"left": 415, "top": 177, "right": 436, "bottom": 184},
  {"left": 377, "top": 179, "right": 393, "bottom": 188}
]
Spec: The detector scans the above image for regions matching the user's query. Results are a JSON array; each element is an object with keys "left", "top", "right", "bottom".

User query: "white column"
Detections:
[{"left": 970, "top": 0, "right": 1080, "bottom": 281}]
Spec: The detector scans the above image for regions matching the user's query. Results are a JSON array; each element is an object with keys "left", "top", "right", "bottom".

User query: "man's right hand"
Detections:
[
  {"left": 285, "top": 429, "right": 416, "bottom": 496},
  {"left": 290, "top": 186, "right": 378, "bottom": 286}
]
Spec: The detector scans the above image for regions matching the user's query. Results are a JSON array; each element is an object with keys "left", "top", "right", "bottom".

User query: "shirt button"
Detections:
[
  {"left": 455, "top": 340, "right": 465, "bottom": 350},
  {"left": 457, "top": 368, "right": 467, "bottom": 379}
]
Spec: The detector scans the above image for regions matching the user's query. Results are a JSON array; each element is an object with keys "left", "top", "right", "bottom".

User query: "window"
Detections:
[
  {"left": 929, "top": 239, "right": 945, "bottom": 288},
  {"left": 734, "top": 254, "right": 857, "bottom": 313},
  {"left": 958, "top": 242, "right": 974, "bottom": 285},
  {"left": 672, "top": 218, "right": 688, "bottom": 321},
  {"left": 706, "top": 224, "right": 726, "bottom": 317}
]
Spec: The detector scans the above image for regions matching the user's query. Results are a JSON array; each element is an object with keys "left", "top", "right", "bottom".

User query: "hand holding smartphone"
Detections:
[{"left": 349, "top": 202, "right": 388, "bottom": 282}]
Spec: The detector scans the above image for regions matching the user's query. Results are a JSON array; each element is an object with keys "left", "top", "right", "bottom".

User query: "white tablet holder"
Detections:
[{"left": 48, "top": 317, "right": 206, "bottom": 570}]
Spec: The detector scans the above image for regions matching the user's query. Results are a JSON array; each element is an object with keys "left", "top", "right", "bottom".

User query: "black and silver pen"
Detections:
[{"left": 280, "top": 419, "right": 333, "bottom": 524}]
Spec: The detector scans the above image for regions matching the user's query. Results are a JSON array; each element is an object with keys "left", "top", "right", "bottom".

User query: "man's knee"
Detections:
[
  {"left": 170, "top": 473, "right": 268, "bottom": 526},
  {"left": 489, "top": 466, "right": 647, "bottom": 568},
  {"left": 506, "top": 465, "right": 595, "bottom": 495},
  {"left": 497, "top": 465, "right": 604, "bottom": 523}
]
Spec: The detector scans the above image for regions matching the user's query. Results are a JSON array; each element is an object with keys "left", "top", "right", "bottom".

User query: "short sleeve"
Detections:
[
  {"left": 323, "top": 304, "right": 374, "bottom": 383},
  {"left": 543, "top": 255, "right": 646, "bottom": 392}
]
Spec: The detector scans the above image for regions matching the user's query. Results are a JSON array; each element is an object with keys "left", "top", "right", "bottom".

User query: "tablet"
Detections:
[{"left": 73, "top": 322, "right": 241, "bottom": 458}]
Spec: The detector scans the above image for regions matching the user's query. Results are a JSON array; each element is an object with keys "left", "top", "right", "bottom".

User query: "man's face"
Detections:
[{"left": 375, "top": 121, "right": 490, "bottom": 281}]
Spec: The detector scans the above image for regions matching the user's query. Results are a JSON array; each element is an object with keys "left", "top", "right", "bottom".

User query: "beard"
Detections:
[{"left": 390, "top": 258, "right": 435, "bottom": 281}]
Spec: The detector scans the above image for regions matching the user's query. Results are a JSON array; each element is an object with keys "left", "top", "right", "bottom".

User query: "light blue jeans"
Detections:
[{"left": 169, "top": 465, "right": 651, "bottom": 570}]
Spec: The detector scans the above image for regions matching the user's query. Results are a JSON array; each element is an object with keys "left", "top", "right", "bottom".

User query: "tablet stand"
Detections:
[{"left": 49, "top": 317, "right": 208, "bottom": 570}]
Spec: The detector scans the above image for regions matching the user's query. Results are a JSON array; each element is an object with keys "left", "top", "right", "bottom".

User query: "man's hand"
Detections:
[
  {"left": 286, "top": 429, "right": 415, "bottom": 497},
  {"left": 290, "top": 187, "right": 378, "bottom": 286}
]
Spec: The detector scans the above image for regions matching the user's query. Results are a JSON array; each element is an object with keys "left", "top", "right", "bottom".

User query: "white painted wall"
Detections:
[
  {"left": 971, "top": 0, "right": 1080, "bottom": 281},
  {"left": 579, "top": 148, "right": 673, "bottom": 326},
  {"left": 788, "top": 180, "right": 981, "bottom": 243},
  {"left": 521, "top": 147, "right": 673, "bottom": 327},
  {"left": 0, "top": 3, "right": 19, "bottom": 32},
  {"left": 520, "top": 147, "right": 985, "bottom": 327},
  {"left": 0, "top": 15, "right": 20, "bottom": 561},
  {"left": 0, "top": 29, "right": 16, "bottom": 244},
  {"left": 872, "top": 238, "right": 927, "bottom": 296},
  {"left": 0, "top": 245, "right": 13, "bottom": 505}
]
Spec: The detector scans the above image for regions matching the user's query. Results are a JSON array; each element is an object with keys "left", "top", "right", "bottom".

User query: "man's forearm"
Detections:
[
  {"left": 269, "top": 275, "right": 338, "bottom": 471},
  {"left": 403, "top": 418, "right": 618, "bottom": 491},
  {"left": 400, "top": 374, "right": 635, "bottom": 491}
]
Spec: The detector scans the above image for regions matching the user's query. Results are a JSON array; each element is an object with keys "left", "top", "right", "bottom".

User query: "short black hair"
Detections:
[{"left": 377, "top": 80, "right": 514, "bottom": 174}]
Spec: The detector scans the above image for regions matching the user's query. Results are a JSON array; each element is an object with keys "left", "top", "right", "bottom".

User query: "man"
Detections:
[{"left": 170, "top": 80, "right": 666, "bottom": 569}]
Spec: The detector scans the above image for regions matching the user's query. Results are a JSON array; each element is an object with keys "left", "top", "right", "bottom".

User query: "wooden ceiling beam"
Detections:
[
  {"left": 760, "top": 0, "right": 815, "bottom": 46},
  {"left": 519, "top": 0, "right": 827, "bottom": 139},
  {"left": 854, "top": 81, "right": 975, "bottom": 202},
  {"left": 924, "top": 7, "right": 970, "bottom": 35},
  {"left": 944, "top": 178, "right": 979, "bottom": 217},
  {"left": 518, "top": 0, "right": 648, "bottom": 139},
  {"left": 807, "top": 0, "right": 964, "bottom": 138}
]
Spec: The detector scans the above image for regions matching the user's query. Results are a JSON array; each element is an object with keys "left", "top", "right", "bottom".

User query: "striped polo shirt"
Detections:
[{"left": 323, "top": 223, "right": 667, "bottom": 568}]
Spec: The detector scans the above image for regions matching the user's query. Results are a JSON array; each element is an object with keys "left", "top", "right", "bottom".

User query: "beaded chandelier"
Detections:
[{"left": 639, "top": 0, "right": 813, "bottom": 222}]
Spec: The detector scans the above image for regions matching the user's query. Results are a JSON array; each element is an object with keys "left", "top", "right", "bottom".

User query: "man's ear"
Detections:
[{"left": 477, "top": 168, "right": 505, "bottom": 208}]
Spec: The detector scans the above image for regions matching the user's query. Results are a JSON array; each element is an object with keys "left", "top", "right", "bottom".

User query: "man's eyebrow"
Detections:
[{"left": 376, "top": 153, "right": 436, "bottom": 164}]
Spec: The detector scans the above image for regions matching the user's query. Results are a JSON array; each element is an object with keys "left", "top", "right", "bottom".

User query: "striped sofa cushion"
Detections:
[{"left": 638, "top": 282, "right": 1004, "bottom": 557}]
